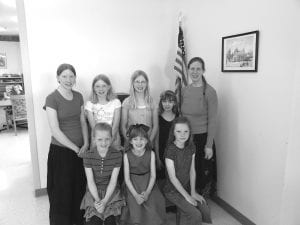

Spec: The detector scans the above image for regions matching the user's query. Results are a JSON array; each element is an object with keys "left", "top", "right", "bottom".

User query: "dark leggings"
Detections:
[
  {"left": 47, "top": 144, "right": 86, "bottom": 225},
  {"left": 85, "top": 216, "right": 116, "bottom": 225},
  {"left": 193, "top": 133, "right": 217, "bottom": 197}
]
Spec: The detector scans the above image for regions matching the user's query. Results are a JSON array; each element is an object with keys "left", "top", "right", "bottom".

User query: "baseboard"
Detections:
[
  {"left": 34, "top": 188, "right": 255, "bottom": 224},
  {"left": 35, "top": 188, "right": 47, "bottom": 197},
  {"left": 212, "top": 196, "right": 256, "bottom": 225}
]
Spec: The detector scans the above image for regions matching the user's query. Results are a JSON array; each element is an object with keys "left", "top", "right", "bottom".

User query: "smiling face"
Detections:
[
  {"left": 162, "top": 99, "right": 175, "bottom": 113},
  {"left": 94, "top": 79, "right": 110, "bottom": 99},
  {"left": 188, "top": 61, "right": 204, "bottom": 84},
  {"left": 133, "top": 75, "right": 147, "bottom": 93},
  {"left": 57, "top": 69, "right": 76, "bottom": 90},
  {"left": 130, "top": 135, "right": 148, "bottom": 152},
  {"left": 174, "top": 123, "right": 190, "bottom": 147},
  {"left": 94, "top": 130, "right": 112, "bottom": 152}
]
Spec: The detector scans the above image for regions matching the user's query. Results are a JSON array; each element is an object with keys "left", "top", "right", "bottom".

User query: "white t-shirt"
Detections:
[{"left": 85, "top": 98, "right": 121, "bottom": 125}]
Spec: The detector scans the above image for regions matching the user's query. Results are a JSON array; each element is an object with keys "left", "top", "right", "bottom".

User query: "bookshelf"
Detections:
[{"left": 0, "top": 74, "right": 24, "bottom": 99}]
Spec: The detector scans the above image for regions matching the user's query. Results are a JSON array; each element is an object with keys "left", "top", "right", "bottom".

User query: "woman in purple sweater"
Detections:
[{"left": 181, "top": 57, "right": 218, "bottom": 197}]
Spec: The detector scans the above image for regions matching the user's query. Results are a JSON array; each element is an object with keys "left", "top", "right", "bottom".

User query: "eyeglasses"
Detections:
[{"left": 134, "top": 80, "right": 147, "bottom": 85}]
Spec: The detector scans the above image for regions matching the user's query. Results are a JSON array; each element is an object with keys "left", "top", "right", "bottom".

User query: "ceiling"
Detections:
[{"left": 0, "top": 0, "right": 18, "bottom": 35}]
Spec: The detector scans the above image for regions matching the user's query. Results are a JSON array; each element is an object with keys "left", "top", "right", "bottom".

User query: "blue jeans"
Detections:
[{"left": 165, "top": 191, "right": 212, "bottom": 225}]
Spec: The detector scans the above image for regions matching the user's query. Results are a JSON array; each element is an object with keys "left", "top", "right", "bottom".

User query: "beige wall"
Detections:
[
  {"left": 19, "top": 0, "right": 178, "bottom": 189},
  {"left": 17, "top": 0, "right": 300, "bottom": 224},
  {"left": 279, "top": 41, "right": 300, "bottom": 225},
  {"left": 177, "top": 0, "right": 300, "bottom": 224}
]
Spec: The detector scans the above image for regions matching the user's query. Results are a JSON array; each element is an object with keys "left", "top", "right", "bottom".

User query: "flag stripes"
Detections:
[{"left": 174, "top": 25, "right": 188, "bottom": 115}]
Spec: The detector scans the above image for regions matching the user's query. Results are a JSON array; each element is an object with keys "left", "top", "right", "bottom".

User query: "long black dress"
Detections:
[{"left": 157, "top": 115, "right": 174, "bottom": 179}]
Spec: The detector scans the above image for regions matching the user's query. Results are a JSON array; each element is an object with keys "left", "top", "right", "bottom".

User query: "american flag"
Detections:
[{"left": 174, "top": 24, "right": 188, "bottom": 115}]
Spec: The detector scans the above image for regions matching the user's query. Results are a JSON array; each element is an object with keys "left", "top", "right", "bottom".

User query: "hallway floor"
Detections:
[{"left": 0, "top": 129, "right": 241, "bottom": 225}]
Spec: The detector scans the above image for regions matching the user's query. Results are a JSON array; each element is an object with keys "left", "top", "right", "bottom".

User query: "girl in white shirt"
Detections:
[{"left": 85, "top": 74, "right": 121, "bottom": 149}]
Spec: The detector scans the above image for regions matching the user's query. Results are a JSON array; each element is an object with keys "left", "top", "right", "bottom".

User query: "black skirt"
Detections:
[
  {"left": 47, "top": 144, "right": 86, "bottom": 225},
  {"left": 193, "top": 133, "right": 217, "bottom": 198}
]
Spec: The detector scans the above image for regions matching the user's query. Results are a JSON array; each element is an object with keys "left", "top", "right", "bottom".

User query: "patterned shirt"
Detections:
[
  {"left": 85, "top": 98, "right": 121, "bottom": 126},
  {"left": 83, "top": 146, "right": 122, "bottom": 191}
]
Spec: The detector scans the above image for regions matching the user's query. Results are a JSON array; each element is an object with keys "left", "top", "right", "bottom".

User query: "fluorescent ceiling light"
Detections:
[
  {"left": 1, "top": 0, "right": 16, "bottom": 8},
  {"left": 0, "top": 26, "right": 7, "bottom": 32}
]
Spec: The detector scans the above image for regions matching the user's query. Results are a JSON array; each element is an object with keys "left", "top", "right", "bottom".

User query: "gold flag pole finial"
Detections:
[{"left": 179, "top": 12, "right": 183, "bottom": 26}]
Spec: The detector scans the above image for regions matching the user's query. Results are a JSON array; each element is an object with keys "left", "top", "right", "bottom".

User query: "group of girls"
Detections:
[{"left": 44, "top": 56, "right": 218, "bottom": 225}]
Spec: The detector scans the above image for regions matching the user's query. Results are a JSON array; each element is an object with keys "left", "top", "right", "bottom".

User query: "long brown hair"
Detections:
[
  {"left": 127, "top": 70, "right": 152, "bottom": 108},
  {"left": 90, "top": 74, "right": 116, "bottom": 103},
  {"left": 167, "top": 116, "right": 193, "bottom": 148}
]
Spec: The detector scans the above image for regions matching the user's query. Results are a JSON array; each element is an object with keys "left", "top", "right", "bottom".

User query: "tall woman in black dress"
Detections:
[{"left": 44, "top": 63, "right": 89, "bottom": 225}]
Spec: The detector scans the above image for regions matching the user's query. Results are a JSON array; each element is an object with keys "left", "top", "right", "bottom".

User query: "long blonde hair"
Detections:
[
  {"left": 90, "top": 74, "right": 116, "bottom": 103},
  {"left": 128, "top": 70, "right": 152, "bottom": 108}
]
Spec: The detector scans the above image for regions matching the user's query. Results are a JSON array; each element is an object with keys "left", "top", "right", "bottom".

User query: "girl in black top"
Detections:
[{"left": 155, "top": 90, "right": 178, "bottom": 179}]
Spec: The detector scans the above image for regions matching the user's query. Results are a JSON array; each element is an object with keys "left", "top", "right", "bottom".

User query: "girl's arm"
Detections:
[
  {"left": 205, "top": 89, "right": 218, "bottom": 159},
  {"left": 123, "top": 153, "right": 139, "bottom": 197},
  {"left": 190, "top": 153, "right": 197, "bottom": 195},
  {"left": 79, "top": 106, "right": 89, "bottom": 154},
  {"left": 190, "top": 154, "right": 206, "bottom": 204},
  {"left": 165, "top": 158, "right": 197, "bottom": 206},
  {"left": 121, "top": 106, "right": 129, "bottom": 141},
  {"left": 123, "top": 153, "right": 144, "bottom": 204},
  {"left": 85, "top": 167, "right": 100, "bottom": 202},
  {"left": 142, "top": 151, "right": 156, "bottom": 201},
  {"left": 101, "top": 167, "right": 120, "bottom": 204},
  {"left": 149, "top": 106, "right": 158, "bottom": 143},
  {"left": 112, "top": 107, "right": 121, "bottom": 143},
  {"left": 154, "top": 130, "right": 162, "bottom": 169},
  {"left": 86, "top": 110, "right": 96, "bottom": 129},
  {"left": 46, "top": 107, "right": 79, "bottom": 153}
]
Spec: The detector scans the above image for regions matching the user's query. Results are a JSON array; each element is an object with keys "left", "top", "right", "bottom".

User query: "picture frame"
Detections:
[
  {"left": 0, "top": 53, "right": 7, "bottom": 69},
  {"left": 222, "top": 30, "right": 259, "bottom": 72}
]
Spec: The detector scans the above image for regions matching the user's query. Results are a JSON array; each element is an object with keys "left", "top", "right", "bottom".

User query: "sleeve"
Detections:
[
  {"left": 150, "top": 98, "right": 158, "bottom": 110},
  {"left": 43, "top": 93, "right": 58, "bottom": 111},
  {"left": 113, "top": 98, "right": 121, "bottom": 109},
  {"left": 164, "top": 145, "right": 176, "bottom": 160},
  {"left": 114, "top": 151, "right": 122, "bottom": 168},
  {"left": 79, "top": 93, "right": 84, "bottom": 107},
  {"left": 85, "top": 101, "right": 93, "bottom": 112},
  {"left": 206, "top": 87, "right": 218, "bottom": 148},
  {"left": 122, "top": 97, "right": 130, "bottom": 109},
  {"left": 82, "top": 151, "right": 94, "bottom": 168}
]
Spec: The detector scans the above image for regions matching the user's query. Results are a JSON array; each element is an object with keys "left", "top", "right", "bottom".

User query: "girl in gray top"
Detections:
[
  {"left": 181, "top": 57, "right": 218, "bottom": 197},
  {"left": 44, "top": 63, "right": 89, "bottom": 225}
]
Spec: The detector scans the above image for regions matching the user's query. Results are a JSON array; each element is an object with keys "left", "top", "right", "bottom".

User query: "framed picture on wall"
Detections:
[
  {"left": 222, "top": 30, "right": 259, "bottom": 72},
  {"left": 0, "top": 53, "right": 7, "bottom": 69}
]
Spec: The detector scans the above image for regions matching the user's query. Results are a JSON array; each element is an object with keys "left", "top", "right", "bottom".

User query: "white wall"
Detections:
[
  {"left": 20, "top": 0, "right": 178, "bottom": 189},
  {"left": 18, "top": 0, "right": 300, "bottom": 223},
  {"left": 177, "top": 0, "right": 300, "bottom": 224},
  {"left": 0, "top": 41, "right": 22, "bottom": 74},
  {"left": 279, "top": 39, "right": 300, "bottom": 225}
]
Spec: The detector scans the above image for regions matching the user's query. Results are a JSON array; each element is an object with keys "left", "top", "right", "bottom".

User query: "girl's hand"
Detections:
[
  {"left": 141, "top": 191, "right": 150, "bottom": 201},
  {"left": 97, "top": 200, "right": 107, "bottom": 214},
  {"left": 78, "top": 144, "right": 89, "bottom": 157},
  {"left": 192, "top": 193, "right": 206, "bottom": 205},
  {"left": 156, "top": 159, "right": 163, "bottom": 170},
  {"left": 134, "top": 194, "right": 144, "bottom": 205},
  {"left": 204, "top": 147, "right": 213, "bottom": 160},
  {"left": 185, "top": 195, "right": 197, "bottom": 206},
  {"left": 94, "top": 201, "right": 104, "bottom": 213}
]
